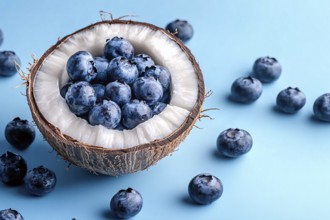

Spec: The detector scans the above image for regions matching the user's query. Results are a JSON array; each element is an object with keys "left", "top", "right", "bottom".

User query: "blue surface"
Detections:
[{"left": 1, "top": 0, "right": 330, "bottom": 219}]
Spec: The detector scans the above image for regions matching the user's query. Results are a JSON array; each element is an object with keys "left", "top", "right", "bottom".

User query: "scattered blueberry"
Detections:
[
  {"left": 65, "top": 81, "right": 96, "bottom": 116},
  {"left": 216, "top": 128, "right": 253, "bottom": 157},
  {"left": 105, "top": 80, "right": 131, "bottom": 106},
  {"left": 92, "top": 84, "right": 106, "bottom": 102},
  {"left": 0, "top": 152, "right": 27, "bottom": 186},
  {"left": 132, "top": 76, "right": 163, "bottom": 104},
  {"left": 24, "top": 165, "right": 57, "bottom": 196},
  {"left": 253, "top": 56, "right": 282, "bottom": 83},
  {"left": 5, "top": 117, "right": 36, "bottom": 150},
  {"left": 150, "top": 102, "right": 167, "bottom": 115},
  {"left": 188, "top": 173, "right": 223, "bottom": 205},
  {"left": 110, "top": 187, "right": 143, "bottom": 219},
  {"left": 313, "top": 93, "right": 330, "bottom": 122},
  {"left": 131, "top": 54, "right": 155, "bottom": 75},
  {"left": 66, "top": 51, "right": 97, "bottom": 82},
  {"left": 0, "top": 51, "right": 21, "bottom": 77},
  {"left": 230, "top": 76, "right": 263, "bottom": 103},
  {"left": 0, "top": 208, "right": 24, "bottom": 220},
  {"left": 88, "top": 100, "right": 121, "bottom": 129},
  {"left": 107, "top": 56, "right": 138, "bottom": 85},
  {"left": 144, "top": 65, "right": 171, "bottom": 91},
  {"left": 121, "top": 100, "right": 153, "bottom": 129},
  {"left": 104, "top": 36, "right": 134, "bottom": 60},
  {"left": 166, "top": 19, "right": 194, "bottom": 42},
  {"left": 60, "top": 81, "right": 73, "bottom": 98},
  {"left": 92, "top": 56, "right": 109, "bottom": 84},
  {"left": 276, "top": 87, "right": 306, "bottom": 113},
  {"left": 0, "top": 29, "right": 3, "bottom": 47}
]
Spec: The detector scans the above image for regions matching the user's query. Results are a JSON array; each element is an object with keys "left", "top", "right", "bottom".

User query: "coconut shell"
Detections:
[{"left": 26, "top": 19, "right": 205, "bottom": 176}]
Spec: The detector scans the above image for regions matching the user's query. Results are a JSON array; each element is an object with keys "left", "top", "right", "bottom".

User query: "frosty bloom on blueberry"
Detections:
[
  {"left": 166, "top": 19, "right": 194, "bottom": 42},
  {"left": 0, "top": 208, "right": 24, "bottom": 220},
  {"left": 131, "top": 54, "right": 155, "bottom": 75},
  {"left": 0, "top": 51, "right": 21, "bottom": 77},
  {"left": 121, "top": 100, "right": 153, "bottom": 129},
  {"left": 313, "top": 93, "right": 330, "bottom": 122},
  {"left": 105, "top": 80, "right": 131, "bottom": 106},
  {"left": 253, "top": 56, "right": 282, "bottom": 83},
  {"left": 231, "top": 76, "right": 262, "bottom": 103},
  {"left": 104, "top": 36, "right": 134, "bottom": 60},
  {"left": 107, "top": 56, "right": 139, "bottom": 85},
  {"left": 66, "top": 51, "right": 97, "bottom": 82},
  {"left": 276, "top": 87, "right": 306, "bottom": 114},
  {"left": 88, "top": 100, "right": 121, "bottom": 129},
  {"left": 132, "top": 76, "right": 163, "bottom": 105},
  {"left": 92, "top": 56, "right": 109, "bottom": 84},
  {"left": 143, "top": 65, "right": 172, "bottom": 92}
]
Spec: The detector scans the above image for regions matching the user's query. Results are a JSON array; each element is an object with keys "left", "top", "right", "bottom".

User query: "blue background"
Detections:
[{"left": 1, "top": 0, "right": 330, "bottom": 219}]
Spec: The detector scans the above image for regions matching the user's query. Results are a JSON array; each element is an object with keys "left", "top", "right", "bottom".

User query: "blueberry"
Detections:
[
  {"left": 276, "top": 87, "right": 306, "bottom": 113},
  {"left": 66, "top": 51, "right": 97, "bottom": 82},
  {"left": 188, "top": 173, "right": 223, "bottom": 205},
  {"left": 166, "top": 19, "right": 194, "bottom": 42},
  {"left": 131, "top": 54, "right": 155, "bottom": 75},
  {"left": 132, "top": 76, "right": 163, "bottom": 104},
  {"left": 60, "top": 81, "right": 73, "bottom": 98},
  {"left": 92, "top": 84, "right": 106, "bottom": 102},
  {"left": 104, "top": 37, "right": 134, "bottom": 60},
  {"left": 105, "top": 80, "right": 131, "bottom": 106},
  {"left": 121, "top": 100, "right": 153, "bottom": 129},
  {"left": 115, "top": 122, "right": 125, "bottom": 131},
  {"left": 92, "top": 57, "right": 109, "bottom": 84},
  {"left": 313, "top": 93, "right": 330, "bottom": 122},
  {"left": 143, "top": 65, "right": 171, "bottom": 91},
  {"left": 0, "top": 152, "right": 27, "bottom": 186},
  {"left": 5, "top": 117, "right": 36, "bottom": 150},
  {"left": 0, "top": 51, "right": 21, "bottom": 77},
  {"left": 216, "top": 128, "right": 253, "bottom": 157},
  {"left": 107, "top": 56, "right": 138, "bottom": 85},
  {"left": 0, "top": 29, "right": 3, "bottom": 47},
  {"left": 0, "top": 209, "right": 24, "bottom": 220},
  {"left": 110, "top": 188, "right": 143, "bottom": 219},
  {"left": 253, "top": 56, "right": 282, "bottom": 83},
  {"left": 24, "top": 165, "right": 56, "bottom": 196},
  {"left": 160, "top": 89, "right": 171, "bottom": 104},
  {"left": 65, "top": 81, "right": 96, "bottom": 116},
  {"left": 230, "top": 76, "right": 262, "bottom": 103},
  {"left": 150, "top": 102, "right": 167, "bottom": 116},
  {"left": 88, "top": 100, "right": 121, "bottom": 129}
]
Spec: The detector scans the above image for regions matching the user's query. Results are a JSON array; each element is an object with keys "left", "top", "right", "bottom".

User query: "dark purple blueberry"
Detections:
[
  {"left": 166, "top": 19, "right": 194, "bottom": 42},
  {"left": 24, "top": 166, "right": 56, "bottom": 196},
  {"left": 132, "top": 76, "right": 163, "bottom": 105},
  {"left": 253, "top": 56, "right": 282, "bottom": 83},
  {"left": 60, "top": 81, "right": 73, "bottom": 98},
  {"left": 216, "top": 128, "right": 253, "bottom": 157},
  {"left": 121, "top": 100, "right": 153, "bottom": 129},
  {"left": 107, "top": 56, "right": 138, "bottom": 85},
  {"left": 0, "top": 208, "right": 24, "bottom": 220},
  {"left": 231, "top": 76, "right": 262, "bottom": 103},
  {"left": 5, "top": 117, "right": 36, "bottom": 150},
  {"left": 110, "top": 188, "right": 143, "bottom": 219},
  {"left": 160, "top": 89, "right": 171, "bottom": 104},
  {"left": 188, "top": 173, "right": 223, "bottom": 205},
  {"left": 66, "top": 51, "right": 96, "bottom": 82},
  {"left": 104, "top": 37, "right": 134, "bottom": 60},
  {"left": 0, "top": 51, "right": 21, "bottom": 77},
  {"left": 276, "top": 87, "right": 306, "bottom": 113},
  {"left": 131, "top": 54, "right": 155, "bottom": 75},
  {"left": 92, "top": 57, "right": 109, "bottom": 84},
  {"left": 105, "top": 80, "right": 131, "bottom": 106},
  {"left": 143, "top": 65, "right": 171, "bottom": 91},
  {"left": 150, "top": 102, "right": 167, "bottom": 116},
  {"left": 92, "top": 84, "right": 106, "bottom": 102},
  {"left": 0, "top": 152, "right": 27, "bottom": 186},
  {"left": 313, "top": 93, "right": 330, "bottom": 122},
  {"left": 88, "top": 100, "right": 121, "bottom": 129}
]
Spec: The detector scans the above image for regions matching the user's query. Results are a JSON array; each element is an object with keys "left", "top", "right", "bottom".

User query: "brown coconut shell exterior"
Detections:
[{"left": 26, "top": 19, "right": 205, "bottom": 176}]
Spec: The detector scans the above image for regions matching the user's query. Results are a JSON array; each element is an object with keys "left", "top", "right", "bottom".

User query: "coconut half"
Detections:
[{"left": 26, "top": 20, "right": 205, "bottom": 175}]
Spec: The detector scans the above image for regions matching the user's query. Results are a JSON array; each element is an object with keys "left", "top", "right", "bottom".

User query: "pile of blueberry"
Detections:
[{"left": 61, "top": 36, "right": 172, "bottom": 130}]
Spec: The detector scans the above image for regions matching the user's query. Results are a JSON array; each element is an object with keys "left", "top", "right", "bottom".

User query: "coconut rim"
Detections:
[{"left": 27, "top": 19, "right": 205, "bottom": 155}]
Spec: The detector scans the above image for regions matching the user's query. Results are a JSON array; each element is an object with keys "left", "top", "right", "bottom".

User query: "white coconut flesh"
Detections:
[{"left": 33, "top": 23, "right": 198, "bottom": 149}]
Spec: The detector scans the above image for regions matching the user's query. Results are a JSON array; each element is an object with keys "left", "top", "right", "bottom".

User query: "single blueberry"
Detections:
[
  {"left": 216, "top": 128, "right": 253, "bottom": 157},
  {"left": 0, "top": 29, "right": 3, "bottom": 47},
  {"left": 0, "top": 152, "right": 27, "bottom": 186},
  {"left": 104, "top": 36, "right": 134, "bottom": 60},
  {"left": 121, "top": 100, "right": 153, "bottom": 129},
  {"left": 105, "top": 80, "right": 131, "bottom": 106},
  {"left": 5, "top": 117, "right": 36, "bottom": 150},
  {"left": 60, "top": 81, "right": 73, "bottom": 98},
  {"left": 65, "top": 81, "right": 96, "bottom": 116},
  {"left": 107, "top": 56, "right": 138, "bottom": 85},
  {"left": 66, "top": 51, "right": 97, "bottom": 82},
  {"left": 160, "top": 89, "right": 171, "bottom": 104},
  {"left": 131, "top": 54, "right": 155, "bottom": 75},
  {"left": 143, "top": 65, "right": 171, "bottom": 91},
  {"left": 0, "top": 208, "right": 24, "bottom": 220},
  {"left": 92, "top": 84, "right": 106, "bottom": 102},
  {"left": 24, "top": 166, "right": 57, "bottom": 196},
  {"left": 253, "top": 56, "right": 282, "bottom": 83},
  {"left": 313, "top": 93, "right": 330, "bottom": 122},
  {"left": 231, "top": 76, "right": 262, "bottom": 103},
  {"left": 188, "top": 173, "right": 223, "bottom": 205},
  {"left": 166, "top": 19, "right": 194, "bottom": 42},
  {"left": 0, "top": 51, "right": 21, "bottom": 77},
  {"left": 132, "top": 76, "right": 163, "bottom": 104},
  {"left": 88, "top": 100, "right": 121, "bottom": 129},
  {"left": 110, "top": 187, "right": 143, "bottom": 219},
  {"left": 276, "top": 87, "right": 306, "bottom": 114},
  {"left": 150, "top": 102, "right": 167, "bottom": 116},
  {"left": 92, "top": 57, "right": 109, "bottom": 84}
]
